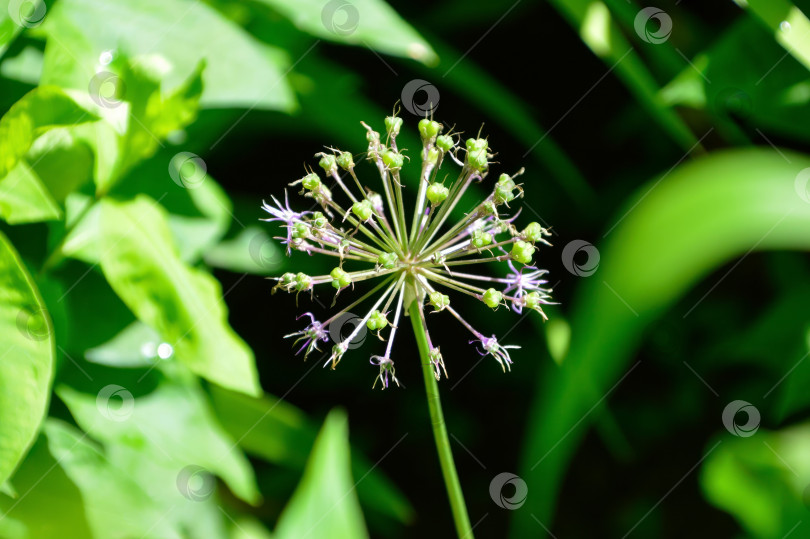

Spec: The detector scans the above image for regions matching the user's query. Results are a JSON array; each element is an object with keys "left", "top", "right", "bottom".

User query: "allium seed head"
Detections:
[{"left": 264, "top": 113, "right": 553, "bottom": 388}]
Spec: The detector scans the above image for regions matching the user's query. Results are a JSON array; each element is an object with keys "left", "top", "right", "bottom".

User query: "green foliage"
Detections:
[{"left": 0, "top": 231, "right": 53, "bottom": 486}]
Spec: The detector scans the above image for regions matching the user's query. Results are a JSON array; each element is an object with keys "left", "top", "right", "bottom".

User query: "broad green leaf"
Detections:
[
  {"left": 84, "top": 320, "right": 162, "bottom": 367},
  {"left": 515, "top": 149, "right": 810, "bottom": 535},
  {"left": 661, "top": 18, "right": 810, "bottom": 143},
  {"left": 98, "top": 195, "right": 261, "bottom": 396},
  {"left": 255, "top": 0, "right": 437, "bottom": 64},
  {"left": 210, "top": 386, "right": 414, "bottom": 524},
  {"left": 204, "top": 226, "right": 284, "bottom": 275},
  {"left": 0, "top": 45, "right": 43, "bottom": 84},
  {"left": 0, "top": 230, "right": 54, "bottom": 486},
  {"left": 40, "top": 0, "right": 295, "bottom": 110},
  {"left": 0, "top": 161, "right": 62, "bottom": 223},
  {"left": 43, "top": 419, "right": 183, "bottom": 538},
  {"left": 702, "top": 424, "right": 810, "bottom": 538},
  {"left": 273, "top": 409, "right": 368, "bottom": 539},
  {"left": 0, "top": 433, "right": 93, "bottom": 538},
  {"left": 0, "top": 85, "right": 94, "bottom": 179},
  {"left": 58, "top": 377, "right": 260, "bottom": 505}
]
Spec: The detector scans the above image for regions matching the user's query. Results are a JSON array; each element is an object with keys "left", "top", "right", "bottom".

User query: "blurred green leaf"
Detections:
[
  {"left": 210, "top": 386, "right": 415, "bottom": 525},
  {"left": 0, "top": 161, "right": 61, "bottom": 223},
  {"left": 84, "top": 320, "right": 160, "bottom": 367},
  {"left": 0, "top": 0, "right": 45, "bottom": 59},
  {"left": 745, "top": 0, "right": 810, "bottom": 72},
  {"left": 255, "top": 0, "right": 437, "bottom": 64},
  {"left": 98, "top": 195, "right": 261, "bottom": 396},
  {"left": 204, "top": 226, "right": 283, "bottom": 275},
  {"left": 0, "top": 85, "right": 94, "bottom": 179},
  {"left": 39, "top": 0, "right": 295, "bottom": 110},
  {"left": 0, "top": 434, "right": 93, "bottom": 538},
  {"left": 0, "top": 230, "right": 54, "bottom": 487},
  {"left": 547, "top": 0, "right": 699, "bottom": 151},
  {"left": 702, "top": 424, "right": 810, "bottom": 537},
  {"left": 516, "top": 148, "right": 810, "bottom": 534},
  {"left": 58, "top": 376, "right": 260, "bottom": 505},
  {"left": 0, "top": 46, "right": 43, "bottom": 84},
  {"left": 43, "top": 419, "right": 183, "bottom": 538},
  {"left": 273, "top": 409, "right": 368, "bottom": 539}
]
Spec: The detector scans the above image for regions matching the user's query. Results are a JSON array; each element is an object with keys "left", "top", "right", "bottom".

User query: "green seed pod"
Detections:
[
  {"left": 482, "top": 200, "right": 498, "bottom": 216},
  {"left": 436, "top": 134, "right": 454, "bottom": 153},
  {"left": 279, "top": 272, "right": 296, "bottom": 288},
  {"left": 382, "top": 150, "right": 404, "bottom": 171},
  {"left": 352, "top": 200, "right": 373, "bottom": 221},
  {"left": 294, "top": 272, "right": 312, "bottom": 291},
  {"left": 384, "top": 116, "right": 403, "bottom": 137},
  {"left": 292, "top": 222, "right": 309, "bottom": 239},
  {"left": 366, "top": 310, "right": 388, "bottom": 331},
  {"left": 310, "top": 211, "right": 327, "bottom": 228},
  {"left": 301, "top": 173, "right": 320, "bottom": 191},
  {"left": 465, "top": 138, "right": 488, "bottom": 152},
  {"left": 426, "top": 147, "right": 440, "bottom": 165},
  {"left": 418, "top": 119, "right": 441, "bottom": 141},
  {"left": 483, "top": 288, "right": 503, "bottom": 309},
  {"left": 466, "top": 140, "right": 489, "bottom": 171},
  {"left": 497, "top": 173, "right": 515, "bottom": 190},
  {"left": 524, "top": 291, "right": 543, "bottom": 310},
  {"left": 377, "top": 252, "right": 398, "bottom": 269},
  {"left": 366, "top": 129, "right": 380, "bottom": 143},
  {"left": 428, "top": 291, "right": 450, "bottom": 311},
  {"left": 330, "top": 267, "right": 351, "bottom": 289},
  {"left": 336, "top": 151, "right": 354, "bottom": 171},
  {"left": 319, "top": 154, "right": 337, "bottom": 175},
  {"left": 494, "top": 184, "right": 515, "bottom": 205},
  {"left": 510, "top": 240, "right": 534, "bottom": 265},
  {"left": 470, "top": 229, "right": 492, "bottom": 248},
  {"left": 426, "top": 182, "right": 449, "bottom": 205},
  {"left": 522, "top": 222, "right": 545, "bottom": 242}
]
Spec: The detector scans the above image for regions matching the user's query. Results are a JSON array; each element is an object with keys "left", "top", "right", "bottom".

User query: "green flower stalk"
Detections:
[{"left": 263, "top": 112, "right": 553, "bottom": 537}]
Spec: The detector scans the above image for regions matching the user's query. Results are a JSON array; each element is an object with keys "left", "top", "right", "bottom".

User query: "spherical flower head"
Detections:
[{"left": 265, "top": 113, "right": 553, "bottom": 386}]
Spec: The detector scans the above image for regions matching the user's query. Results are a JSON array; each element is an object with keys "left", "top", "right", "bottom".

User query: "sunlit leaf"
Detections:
[
  {"left": 39, "top": 0, "right": 296, "bottom": 110},
  {"left": 255, "top": 0, "right": 437, "bottom": 64},
  {"left": 273, "top": 409, "right": 368, "bottom": 539},
  {"left": 0, "top": 230, "right": 54, "bottom": 486},
  {"left": 98, "top": 195, "right": 261, "bottom": 396},
  {"left": 0, "top": 161, "right": 62, "bottom": 223},
  {"left": 58, "top": 376, "right": 260, "bottom": 505}
]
